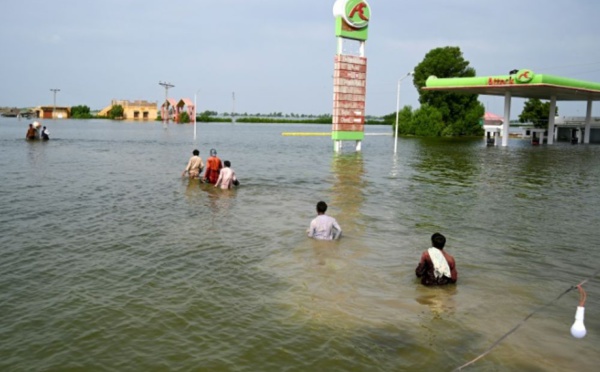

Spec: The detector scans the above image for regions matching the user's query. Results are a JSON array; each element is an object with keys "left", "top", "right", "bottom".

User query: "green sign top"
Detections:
[{"left": 333, "top": 0, "right": 371, "bottom": 41}]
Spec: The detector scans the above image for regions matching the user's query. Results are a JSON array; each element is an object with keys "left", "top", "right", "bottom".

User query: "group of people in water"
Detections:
[
  {"left": 306, "top": 200, "right": 457, "bottom": 286},
  {"left": 182, "top": 148, "right": 456, "bottom": 287},
  {"left": 25, "top": 122, "right": 50, "bottom": 141},
  {"left": 182, "top": 148, "right": 239, "bottom": 189}
]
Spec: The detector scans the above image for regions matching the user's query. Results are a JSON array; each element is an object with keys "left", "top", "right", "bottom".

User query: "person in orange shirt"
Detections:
[{"left": 203, "top": 148, "right": 223, "bottom": 185}]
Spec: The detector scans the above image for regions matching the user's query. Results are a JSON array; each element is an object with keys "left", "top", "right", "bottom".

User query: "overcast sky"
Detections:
[{"left": 2, "top": 0, "right": 600, "bottom": 118}]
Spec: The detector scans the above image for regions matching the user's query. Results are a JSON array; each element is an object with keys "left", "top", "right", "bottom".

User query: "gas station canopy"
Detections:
[
  {"left": 422, "top": 69, "right": 600, "bottom": 146},
  {"left": 423, "top": 69, "right": 600, "bottom": 101}
]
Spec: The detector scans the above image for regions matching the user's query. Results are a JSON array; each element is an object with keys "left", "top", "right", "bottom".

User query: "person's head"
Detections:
[
  {"left": 43, "top": 126, "right": 46, "bottom": 130},
  {"left": 29, "top": 124, "right": 33, "bottom": 128},
  {"left": 192, "top": 149, "right": 199, "bottom": 156},
  {"left": 316, "top": 201, "right": 328, "bottom": 215},
  {"left": 431, "top": 233, "right": 446, "bottom": 249},
  {"left": 224, "top": 160, "right": 231, "bottom": 167},
  {"left": 210, "top": 148, "right": 217, "bottom": 157}
]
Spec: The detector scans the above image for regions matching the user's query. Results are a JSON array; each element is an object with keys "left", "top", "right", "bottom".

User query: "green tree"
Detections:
[
  {"left": 413, "top": 46, "right": 484, "bottom": 136},
  {"left": 519, "top": 98, "right": 559, "bottom": 128},
  {"left": 179, "top": 111, "right": 190, "bottom": 123},
  {"left": 108, "top": 105, "right": 124, "bottom": 119},
  {"left": 412, "top": 105, "right": 445, "bottom": 136},
  {"left": 383, "top": 106, "right": 414, "bottom": 134},
  {"left": 71, "top": 105, "right": 93, "bottom": 119}
]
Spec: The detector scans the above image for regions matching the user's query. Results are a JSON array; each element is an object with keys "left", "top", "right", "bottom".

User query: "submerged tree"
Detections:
[
  {"left": 108, "top": 105, "right": 124, "bottom": 120},
  {"left": 519, "top": 98, "right": 559, "bottom": 128},
  {"left": 179, "top": 111, "right": 190, "bottom": 123},
  {"left": 413, "top": 46, "right": 484, "bottom": 136},
  {"left": 70, "top": 105, "right": 93, "bottom": 119}
]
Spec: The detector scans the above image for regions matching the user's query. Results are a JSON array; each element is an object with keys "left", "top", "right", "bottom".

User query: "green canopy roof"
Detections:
[{"left": 423, "top": 69, "right": 600, "bottom": 101}]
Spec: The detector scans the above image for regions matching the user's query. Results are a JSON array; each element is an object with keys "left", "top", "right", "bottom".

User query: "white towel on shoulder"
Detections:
[{"left": 428, "top": 247, "right": 451, "bottom": 279}]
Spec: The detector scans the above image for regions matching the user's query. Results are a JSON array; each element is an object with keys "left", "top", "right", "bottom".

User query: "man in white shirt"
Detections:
[
  {"left": 307, "top": 201, "right": 342, "bottom": 240},
  {"left": 182, "top": 149, "right": 204, "bottom": 179}
]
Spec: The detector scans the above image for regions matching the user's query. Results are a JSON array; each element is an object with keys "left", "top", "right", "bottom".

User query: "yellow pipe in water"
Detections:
[{"left": 281, "top": 132, "right": 331, "bottom": 136}]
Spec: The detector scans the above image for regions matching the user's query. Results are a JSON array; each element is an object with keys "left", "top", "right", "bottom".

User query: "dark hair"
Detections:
[
  {"left": 316, "top": 201, "right": 328, "bottom": 214},
  {"left": 224, "top": 160, "right": 231, "bottom": 167},
  {"left": 193, "top": 149, "right": 199, "bottom": 156},
  {"left": 431, "top": 233, "right": 446, "bottom": 249}
]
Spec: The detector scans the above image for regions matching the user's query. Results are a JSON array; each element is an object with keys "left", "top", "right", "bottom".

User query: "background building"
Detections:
[
  {"left": 98, "top": 100, "right": 158, "bottom": 120},
  {"left": 34, "top": 106, "right": 70, "bottom": 119}
]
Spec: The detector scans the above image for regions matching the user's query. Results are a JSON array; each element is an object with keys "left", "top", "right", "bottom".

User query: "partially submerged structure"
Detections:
[
  {"left": 34, "top": 106, "right": 70, "bottom": 119},
  {"left": 98, "top": 100, "right": 158, "bottom": 120},
  {"left": 424, "top": 69, "right": 600, "bottom": 145},
  {"left": 160, "top": 98, "right": 195, "bottom": 124}
]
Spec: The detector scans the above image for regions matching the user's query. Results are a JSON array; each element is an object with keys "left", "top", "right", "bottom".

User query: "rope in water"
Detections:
[{"left": 453, "top": 267, "right": 600, "bottom": 371}]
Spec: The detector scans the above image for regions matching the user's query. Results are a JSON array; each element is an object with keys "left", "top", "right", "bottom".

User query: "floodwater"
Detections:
[{"left": 1, "top": 118, "right": 599, "bottom": 371}]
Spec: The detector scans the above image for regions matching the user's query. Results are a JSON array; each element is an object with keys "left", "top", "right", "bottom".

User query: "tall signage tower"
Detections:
[{"left": 332, "top": 0, "right": 370, "bottom": 152}]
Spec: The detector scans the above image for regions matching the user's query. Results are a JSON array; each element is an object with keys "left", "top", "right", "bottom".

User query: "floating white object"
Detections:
[{"left": 570, "top": 306, "right": 587, "bottom": 339}]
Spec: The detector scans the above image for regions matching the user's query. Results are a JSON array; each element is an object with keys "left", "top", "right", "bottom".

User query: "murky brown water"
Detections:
[{"left": 1, "top": 118, "right": 599, "bottom": 371}]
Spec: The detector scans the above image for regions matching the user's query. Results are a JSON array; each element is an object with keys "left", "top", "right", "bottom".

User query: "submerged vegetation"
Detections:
[{"left": 386, "top": 46, "right": 485, "bottom": 137}]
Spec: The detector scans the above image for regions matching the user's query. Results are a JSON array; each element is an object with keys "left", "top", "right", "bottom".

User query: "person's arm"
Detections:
[
  {"left": 415, "top": 252, "right": 428, "bottom": 278},
  {"left": 307, "top": 220, "right": 316, "bottom": 238},
  {"left": 182, "top": 158, "right": 192, "bottom": 177},
  {"left": 202, "top": 159, "right": 211, "bottom": 181},
  {"left": 447, "top": 255, "right": 458, "bottom": 283},
  {"left": 332, "top": 219, "right": 342, "bottom": 240},
  {"left": 215, "top": 169, "right": 223, "bottom": 187}
]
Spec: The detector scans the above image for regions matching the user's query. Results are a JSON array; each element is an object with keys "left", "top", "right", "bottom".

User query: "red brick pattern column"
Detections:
[{"left": 332, "top": 55, "right": 367, "bottom": 139}]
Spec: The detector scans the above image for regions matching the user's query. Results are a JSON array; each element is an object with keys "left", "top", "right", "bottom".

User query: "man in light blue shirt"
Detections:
[{"left": 307, "top": 201, "right": 342, "bottom": 240}]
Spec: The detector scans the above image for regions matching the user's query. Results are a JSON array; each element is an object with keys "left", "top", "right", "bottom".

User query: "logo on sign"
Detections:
[
  {"left": 334, "top": 0, "right": 370, "bottom": 29},
  {"left": 516, "top": 69, "right": 534, "bottom": 83}
]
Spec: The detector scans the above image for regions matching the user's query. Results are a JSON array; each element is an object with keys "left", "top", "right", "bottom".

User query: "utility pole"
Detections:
[
  {"left": 231, "top": 91, "right": 236, "bottom": 124},
  {"left": 159, "top": 81, "right": 174, "bottom": 123},
  {"left": 50, "top": 88, "right": 60, "bottom": 119}
]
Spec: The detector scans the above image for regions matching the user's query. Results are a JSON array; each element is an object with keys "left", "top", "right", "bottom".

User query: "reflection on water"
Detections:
[
  {"left": 2, "top": 119, "right": 600, "bottom": 371},
  {"left": 331, "top": 152, "right": 366, "bottom": 238},
  {"left": 412, "top": 138, "right": 480, "bottom": 188},
  {"left": 415, "top": 285, "right": 457, "bottom": 317}
]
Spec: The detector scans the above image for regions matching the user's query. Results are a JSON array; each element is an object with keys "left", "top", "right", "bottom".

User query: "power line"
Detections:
[
  {"left": 50, "top": 88, "right": 60, "bottom": 118},
  {"left": 454, "top": 267, "right": 600, "bottom": 371},
  {"left": 158, "top": 81, "right": 174, "bottom": 102},
  {"left": 159, "top": 81, "right": 174, "bottom": 123}
]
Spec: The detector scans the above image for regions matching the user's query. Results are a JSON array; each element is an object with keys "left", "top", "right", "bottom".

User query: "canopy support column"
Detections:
[
  {"left": 547, "top": 96, "right": 557, "bottom": 145},
  {"left": 584, "top": 99, "right": 593, "bottom": 144},
  {"left": 502, "top": 92, "right": 511, "bottom": 146}
]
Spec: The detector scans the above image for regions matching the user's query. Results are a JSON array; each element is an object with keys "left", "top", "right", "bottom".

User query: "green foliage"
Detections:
[
  {"left": 108, "top": 105, "right": 124, "bottom": 119},
  {"left": 389, "top": 106, "right": 414, "bottom": 135},
  {"left": 519, "top": 98, "right": 559, "bottom": 128},
  {"left": 200, "top": 110, "right": 218, "bottom": 117},
  {"left": 179, "top": 111, "right": 190, "bottom": 123},
  {"left": 412, "top": 105, "right": 445, "bottom": 136},
  {"left": 70, "top": 105, "right": 93, "bottom": 119},
  {"left": 412, "top": 46, "right": 484, "bottom": 136}
]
